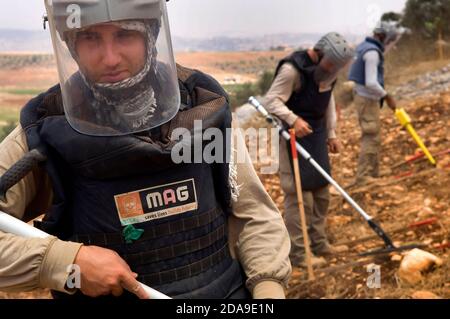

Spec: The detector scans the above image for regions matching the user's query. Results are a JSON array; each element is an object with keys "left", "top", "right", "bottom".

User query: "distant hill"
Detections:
[
  {"left": 0, "top": 29, "right": 53, "bottom": 52},
  {"left": 172, "top": 32, "right": 324, "bottom": 52},
  {"left": 173, "top": 33, "right": 365, "bottom": 52},
  {"left": 0, "top": 29, "right": 363, "bottom": 53}
]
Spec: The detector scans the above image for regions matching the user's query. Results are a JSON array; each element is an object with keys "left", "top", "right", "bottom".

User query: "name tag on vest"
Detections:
[{"left": 114, "top": 179, "right": 198, "bottom": 226}]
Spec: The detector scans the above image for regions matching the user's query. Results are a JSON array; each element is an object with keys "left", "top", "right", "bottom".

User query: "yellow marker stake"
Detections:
[{"left": 395, "top": 108, "right": 436, "bottom": 166}]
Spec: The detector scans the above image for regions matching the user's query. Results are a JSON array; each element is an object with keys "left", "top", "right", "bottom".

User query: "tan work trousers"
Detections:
[
  {"left": 354, "top": 95, "right": 381, "bottom": 182},
  {"left": 279, "top": 139, "right": 330, "bottom": 265}
]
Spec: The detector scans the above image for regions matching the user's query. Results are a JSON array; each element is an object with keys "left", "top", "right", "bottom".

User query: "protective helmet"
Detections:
[
  {"left": 313, "top": 32, "right": 355, "bottom": 88},
  {"left": 373, "top": 21, "right": 400, "bottom": 45},
  {"left": 51, "top": 0, "right": 163, "bottom": 38},
  {"left": 44, "top": 0, "right": 180, "bottom": 136}
]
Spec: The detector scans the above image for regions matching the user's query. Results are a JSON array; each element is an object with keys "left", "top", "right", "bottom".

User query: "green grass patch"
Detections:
[
  {"left": 223, "top": 71, "right": 274, "bottom": 109},
  {"left": 0, "top": 107, "right": 20, "bottom": 124},
  {"left": 222, "top": 84, "right": 245, "bottom": 92},
  {"left": 0, "top": 108, "right": 19, "bottom": 142},
  {"left": 0, "top": 88, "right": 43, "bottom": 96}
]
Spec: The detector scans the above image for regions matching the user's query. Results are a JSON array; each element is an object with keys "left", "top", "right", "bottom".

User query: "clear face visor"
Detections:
[
  {"left": 45, "top": 0, "right": 180, "bottom": 136},
  {"left": 314, "top": 53, "right": 354, "bottom": 88},
  {"left": 383, "top": 33, "right": 400, "bottom": 53}
]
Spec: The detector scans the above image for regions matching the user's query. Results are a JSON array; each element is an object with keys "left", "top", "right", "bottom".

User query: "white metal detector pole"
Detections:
[
  {"left": 0, "top": 210, "right": 171, "bottom": 299},
  {"left": 281, "top": 128, "right": 372, "bottom": 221},
  {"left": 248, "top": 96, "right": 399, "bottom": 249},
  {"left": 249, "top": 96, "right": 372, "bottom": 221}
]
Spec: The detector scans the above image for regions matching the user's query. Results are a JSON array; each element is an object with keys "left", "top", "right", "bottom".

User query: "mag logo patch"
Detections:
[{"left": 114, "top": 179, "right": 198, "bottom": 225}]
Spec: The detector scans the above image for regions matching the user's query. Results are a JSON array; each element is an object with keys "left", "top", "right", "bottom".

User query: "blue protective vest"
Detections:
[
  {"left": 19, "top": 65, "right": 249, "bottom": 299},
  {"left": 348, "top": 37, "right": 385, "bottom": 88},
  {"left": 274, "top": 51, "right": 333, "bottom": 191}
]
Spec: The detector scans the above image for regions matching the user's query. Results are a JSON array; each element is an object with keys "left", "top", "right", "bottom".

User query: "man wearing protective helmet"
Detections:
[
  {"left": 349, "top": 21, "right": 400, "bottom": 185},
  {"left": 0, "top": 0, "right": 291, "bottom": 299},
  {"left": 264, "top": 33, "right": 355, "bottom": 268}
]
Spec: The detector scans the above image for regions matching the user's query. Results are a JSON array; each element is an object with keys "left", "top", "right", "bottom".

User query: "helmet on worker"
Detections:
[
  {"left": 313, "top": 32, "right": 355, "bottom": 88},
  {"left": 373, "top": 21, "right": 401, "bottom": 46},
  {"left": 44, "top": 0, "right": 180, "bottom": 136}
]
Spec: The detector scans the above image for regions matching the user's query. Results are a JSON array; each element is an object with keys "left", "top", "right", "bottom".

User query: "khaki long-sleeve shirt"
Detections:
[
  {"left": 263, "top": 63, "right": 337, "bottom": 139},
  {"left": 0, "top": 120, "right": 291, "bottom": 299}
]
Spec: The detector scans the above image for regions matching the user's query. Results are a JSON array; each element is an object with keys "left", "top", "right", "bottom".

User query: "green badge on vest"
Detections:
[{"left": 122, "top": 225, "right": 144, "bottom": 244}]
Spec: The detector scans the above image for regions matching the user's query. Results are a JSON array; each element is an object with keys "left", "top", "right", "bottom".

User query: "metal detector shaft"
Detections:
[
  {"left": 248, "top": 96, "right": 394, "bottom": 247},
  {"left": 0, "top": 210, "right": 171, "bottom": 299}
]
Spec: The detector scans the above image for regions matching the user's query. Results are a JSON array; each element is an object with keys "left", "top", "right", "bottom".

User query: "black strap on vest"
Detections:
[
  {"left": 70, "top": 206, "right": 222, "bottom": 246},
  {"left": 123, "top": 224, "right": 226, "bottom": 267},
  {"left": 139, "top": 244, "right": 231, "bottom": 286}
]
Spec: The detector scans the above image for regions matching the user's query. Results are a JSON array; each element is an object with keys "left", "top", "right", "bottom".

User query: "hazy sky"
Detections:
[{"left": 1, "top": 0, "right": 407, "bottom": 37}]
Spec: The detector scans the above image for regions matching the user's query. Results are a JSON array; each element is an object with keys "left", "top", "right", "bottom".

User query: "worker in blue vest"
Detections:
[{"left": 349, "top": 22, "right": 400, "bottom": 185}]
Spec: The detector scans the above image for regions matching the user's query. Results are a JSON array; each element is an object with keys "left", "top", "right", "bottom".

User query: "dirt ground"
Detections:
[
  {"left": 285, "top": 92, "right": 450, "bottom": 299},
  {"left": 0, "top": 50, "right": 286, "bottom": 89},
  {"left": 253, "top": 62, "right": 450, "bottom": 299},
  {"left": 0, "top": 51, "right": 286, "bottom": 118},
  {"left": 176, "top": 51, "right": 288, "bottom": 83}
]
